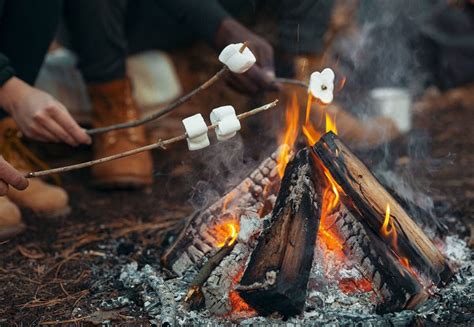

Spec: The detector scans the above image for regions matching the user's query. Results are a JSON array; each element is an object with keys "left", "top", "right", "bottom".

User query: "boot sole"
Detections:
[
  {"left": 93, "top": 176, "right": 153, "bottom": 190},
  {"left": 0, "top": 223, "right": 26, "bottom": 241}
]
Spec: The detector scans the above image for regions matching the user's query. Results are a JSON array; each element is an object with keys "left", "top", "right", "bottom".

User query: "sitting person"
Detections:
[
  {"left": 0, "top": 0, "right": 91, "bottom": 240},
  {"left": 60, "top": 0, "right": 332, "bottom": 188}
]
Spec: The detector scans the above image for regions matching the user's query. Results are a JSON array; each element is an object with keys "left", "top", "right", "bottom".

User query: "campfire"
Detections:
[{"left": 161, "top": 93, "right": 454, "bottom": 320}]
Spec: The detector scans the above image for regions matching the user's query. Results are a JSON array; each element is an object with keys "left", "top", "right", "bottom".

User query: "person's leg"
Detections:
[
  {"left": 62, "top": 0, "right": 152, "bottom": 189},
  {"left": 62, "top": 0, "right": 128, "bottom": 83}
]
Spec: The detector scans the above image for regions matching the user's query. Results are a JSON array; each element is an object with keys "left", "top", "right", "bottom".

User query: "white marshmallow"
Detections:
[
  {"left": 217, "top": 116, "right": 241, "bottom": 140},
  {"left": 218, "top": 43, "right": 256, "bottom": 74},
  {"left": 210, "top": 105, "right": 235, "bottom": 125},
  {"left": 210, "top": 105, "right": 241, "bottom": 140},
  {"left": 186, "top": 134, "right": 210, "bottom": 151},
  {"left": 309, "top": 68, "right": 335, "bottom": 104},
  {"left": 182, "top": 114, "right": 210, "bottom": 151}
]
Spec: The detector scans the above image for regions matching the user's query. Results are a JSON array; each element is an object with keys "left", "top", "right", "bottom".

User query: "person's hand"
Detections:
[
  {"left": 215, "top": 18, "right": 280, "bottom": 95},
  {"left": 0, "top": 157, "right": 28, "bottom": 196},
  {"left": 0, "top": 77, "right": 91, "bottom": 146}
]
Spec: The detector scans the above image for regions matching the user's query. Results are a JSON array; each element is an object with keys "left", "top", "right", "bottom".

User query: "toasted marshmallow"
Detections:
[{"left": 309, "top": 68, "right": 335, "bottom": 104}]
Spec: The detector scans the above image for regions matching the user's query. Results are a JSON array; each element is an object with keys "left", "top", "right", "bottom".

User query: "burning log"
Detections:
[
  {"left": 162, "top": 149, "right": 281, "bottom": 275},
  {"left": 237, "top": 148, "right": 322, "bottom": 317},
  {"left": 328, "top": 204, "right": 428, "bottom": 313},
  {"left": 312, "top": 132, "right": 453, "bottom": 284},
  {"left": 202, "top": 214, "right": 263, "bottom": 316}
]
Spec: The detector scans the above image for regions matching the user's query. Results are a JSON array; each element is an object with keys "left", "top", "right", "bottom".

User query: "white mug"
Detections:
[{"left": 370, "top": 87, "right": 412, "bottom": 133}]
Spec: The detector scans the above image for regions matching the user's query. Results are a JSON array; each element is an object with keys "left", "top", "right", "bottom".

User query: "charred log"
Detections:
[
  {"left": 238, "top": 148, "right": 322, "bottom": 317},
  {"left": 162, "top": 149, "right": 281, "bottom": 275},
  {"left": 312, "top": 132, "right": 453, "bottom": 284},
  {"left": 328, "top": 204, "right": 428, "bottom": 313}
]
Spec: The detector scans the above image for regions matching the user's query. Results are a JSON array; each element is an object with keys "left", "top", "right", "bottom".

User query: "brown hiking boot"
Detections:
[
  {"left": 0, "top": 117, "right": 70, "bottom": 217},
  {"left": 87, "top": 78, "right": 153, "bottom": 189},
  {"left": 0, "top": 197, "right": 24, "bottom": 240}
]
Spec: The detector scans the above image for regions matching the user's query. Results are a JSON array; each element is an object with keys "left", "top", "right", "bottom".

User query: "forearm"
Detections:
[{"left": 158, "top": 0, "right": 230, "bottom": 46}]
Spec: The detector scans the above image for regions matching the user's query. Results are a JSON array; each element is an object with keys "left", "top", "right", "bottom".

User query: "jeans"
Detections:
[{"left": 62, "top": 0, "right": 333, "bottom": 83}]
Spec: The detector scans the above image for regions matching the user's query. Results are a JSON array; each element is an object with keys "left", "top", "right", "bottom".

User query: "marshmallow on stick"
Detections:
[
  {"left": 309, "top": 68, "right": 335, "bottom": 104},
  {"left": 210, "top": 105, "right": 241, "bottom": 140},
  {"left": 219, "top": 43, "right": 256, "bottom": 73},
  {"left": 182, "top": 114, "right": 210, "bottom": 151}
]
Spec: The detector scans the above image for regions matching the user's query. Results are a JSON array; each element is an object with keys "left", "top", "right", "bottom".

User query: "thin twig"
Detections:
[
  {"left": 86, "top": 42, "right": 249, "bottom": 136},
  {"left": 274, "top": 77, "right": 308, "bottom": 89},
  {"left": 26, "top": 100, "right": 279, "bottom": 178}
]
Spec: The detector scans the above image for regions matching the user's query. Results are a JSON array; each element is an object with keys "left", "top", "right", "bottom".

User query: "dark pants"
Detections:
[
  {"left": 62, "top": 0, "right": 332, "bottom": 83},
  {"left": 0, "top": 0, "right": 61, "bottom": 118}
]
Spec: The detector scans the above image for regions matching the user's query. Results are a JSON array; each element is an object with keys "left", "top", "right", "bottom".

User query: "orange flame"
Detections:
[
  {"left": 325, "top": 113, "right": 338, "bottom": 135},
  {"left": 277, "top": 93, "right": 300, "bottom": 178},
  {"left": 380, "top": 204, "right": 397, "bottom": 249},
  {"left": 337, "top": 76, "right": 347, "bottom": 91},
  {"left": 317, "top": 164, "right": 345, "bottom": 260},
  {"left": 214, "top": 221, "right": 239, "bottom": 248},
  {"left": 380, "top": 204, "right": 418, "bottom": 277}
]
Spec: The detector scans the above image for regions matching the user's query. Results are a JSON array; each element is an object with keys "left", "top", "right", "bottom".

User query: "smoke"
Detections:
[
  {"left": 188, "top": 135, "right": 258, "bottom": 210},
  {"left": 330, "top": 1, "right": 452, "bottom": 233}
]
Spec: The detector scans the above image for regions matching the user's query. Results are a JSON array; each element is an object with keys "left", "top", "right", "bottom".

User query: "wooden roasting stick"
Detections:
[
  {"left": 86, "top": 42, "right": 249, "bottom": 135},
  {"left": 312, "top": 132, "right": 453, "bottom": 284},
  {"left": 25, "top": 100, "right": 278, "bottom": 179}
]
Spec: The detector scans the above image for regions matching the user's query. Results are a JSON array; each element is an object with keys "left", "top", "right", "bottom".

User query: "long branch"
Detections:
[
  {"left": 26, "top": 100, "right": 279, "bottom": 178},
  {"left": 86, "top": 43, "right": 250, "bottom": 136},
  {"left": 86, "top": 67, "right": 228, "bottom": 135},
  {"left": 274, "top": 77, "right": 308, "bottom": 89}
]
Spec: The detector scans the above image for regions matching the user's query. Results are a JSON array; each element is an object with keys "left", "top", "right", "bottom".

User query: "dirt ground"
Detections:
[{"left": 0, "top": 75, "right": 473, "bottom": 325}]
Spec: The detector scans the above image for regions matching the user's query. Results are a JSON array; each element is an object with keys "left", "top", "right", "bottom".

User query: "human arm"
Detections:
[
  {"left": 159, "top": 1, "right": 278, "bottom": 94},
  {"left": 0, "top": 53, "right": 91, "bottom": 146}
]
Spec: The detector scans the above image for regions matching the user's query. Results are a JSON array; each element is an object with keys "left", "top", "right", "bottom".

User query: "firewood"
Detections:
[
  {"left": 162, "top": 148, "right": 282, "bottom": 275},
  {"left": 202, "top": 214, "right": 263, "bottom": 315},
  {"left": 312, "top": 132, "right": 453, "bottom": 284},
  {"left": 238, "top": 148, "right": 322, "bottom": 317},
  {"left": 329, "top": 204, "right": 428, "bottom": 313}
]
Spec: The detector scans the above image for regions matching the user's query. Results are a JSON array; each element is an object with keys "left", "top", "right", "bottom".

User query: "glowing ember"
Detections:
[
  {"left": 228, "top": 291, "right": 256, "bottom": 315},
  {"left": 228, "top": 266, "right": 256, "bottom": 316},
  {"left": 339, "top": 278, "right": 373, "bottom": 294},
  {"left": 277, "top": 93, "right": 300, "bottom": 178}
]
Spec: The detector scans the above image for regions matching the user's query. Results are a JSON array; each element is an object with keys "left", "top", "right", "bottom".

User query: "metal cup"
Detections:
[{"left": 369, "top": 88, "right": 412, "bottom": 133}]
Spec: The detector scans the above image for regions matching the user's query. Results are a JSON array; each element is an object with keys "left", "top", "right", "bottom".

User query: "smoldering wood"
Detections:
[
  {"left": 238, "top": 148, "right": 322, "bottom": 317},
  {"left": 161, "top": 149, "right": 282, "bottom": 275},
  {"left": 203, "top": 243, "right": 253, "bottom": 315},
  {"left": 202, "top": 214, "right": 263, "bottom": 315},
  {"left": 328, "top": 205, "right": 428, "bottom": 313},
  {"left": 184, "top": 240, "right": 236, "bottom": 310},
  {"left": 312, "top": 132, "right": 453, "bottom": 284}
]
